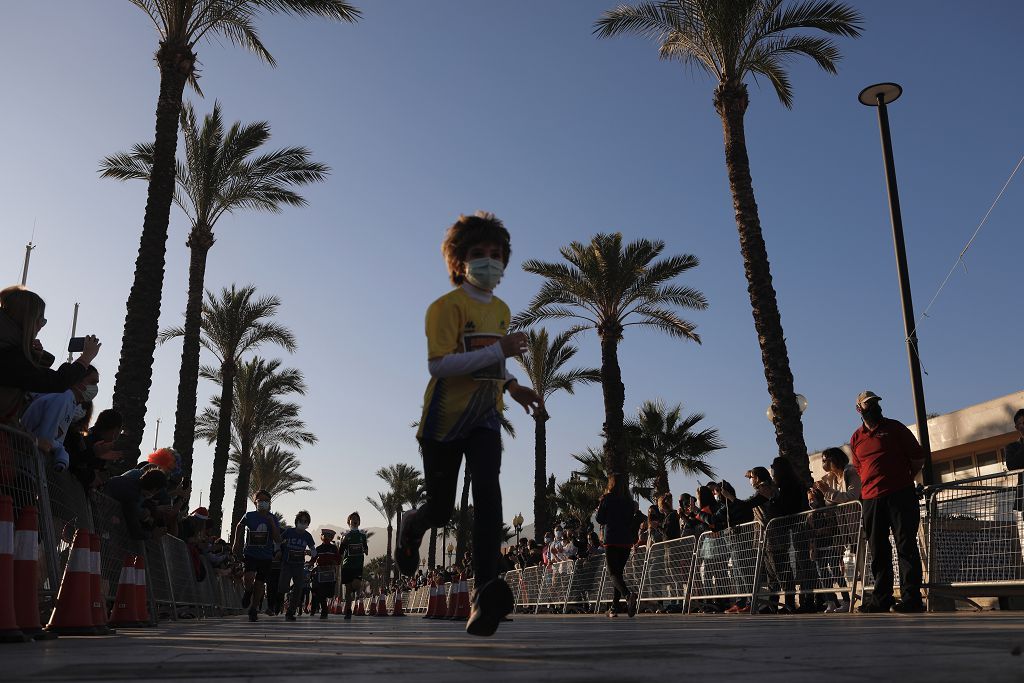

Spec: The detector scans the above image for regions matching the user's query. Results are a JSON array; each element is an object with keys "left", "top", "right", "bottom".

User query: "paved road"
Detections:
[{"left": 6, "top": 613, "right": 1024, "bottom": 682}]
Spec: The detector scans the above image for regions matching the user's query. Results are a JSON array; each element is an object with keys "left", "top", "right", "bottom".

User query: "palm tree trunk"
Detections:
[
  {"left": 428, "top": 527, "right": 437, "bottom": 568},
  {"left": 207, "top": 360, "right": 236, "bottom": 536},
  {"left": 172, "top": 226, "right": 214, "bottom": 491},
  {"left": 392, "top": 509, "right": 402, "bottom": 580},
  {"left": 533, "top": 414, "right": 549, "bottom": 542},
  {"left": 716, "top": 83, "right": 811, "bottom": 484},
  {"left": 111, "top": 40, "right": 195, "bottom": 463},
  {"left": 385, "top": 523, "right": 393, "bottom": 580},
  {"left": 599, "top": 330, "right": 629, "bottom": 495},
  {"left": 229, "top": 450, "right": 253, "bottom": 544},
  {"left": 455, "top": 467, "right": 471, "bottom": 558},
  {"left": 655, "top": 464, "right": 670, "bottom": 499}
]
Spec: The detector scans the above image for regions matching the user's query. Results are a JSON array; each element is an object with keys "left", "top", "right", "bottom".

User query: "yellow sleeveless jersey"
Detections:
[{"left": 417, "top": 287, "right": 509, "bottom": 442}]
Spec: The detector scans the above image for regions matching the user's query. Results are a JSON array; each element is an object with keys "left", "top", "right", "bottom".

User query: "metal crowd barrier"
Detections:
[
  {"left": 688, "top": 521, "right": 763, "bottom": 612},
  {"left": 516, "top": 565, "right": 542, "bottom": 611},
  {"left": 639, "top": 535, "right": 697, "bottom": 610},
  {"left": 564, "top": 555, "right": 605, "bottom": 613},
  {"left": 536, "top": 560, "right": 575, "bottom": 612},
  {"left": 927, "top": 469, "right": 1024, "bottom": 599}
]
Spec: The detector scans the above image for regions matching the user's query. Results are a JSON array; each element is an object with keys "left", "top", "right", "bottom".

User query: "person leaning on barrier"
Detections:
[
  {"left": 20, "top": 364, "right": 99, "bottom": 472},
  {"left": 1006, "top": 409, "right": 1024, "bottom": 513},
  {"left": 849, "top": 390, "right": 926, "bottom": 614},
  {"left": 104, "top": 467, "right": 169, "bottom": 539},
  {"left": 813, "top": 447, "right": 862, "bottom": 506}
]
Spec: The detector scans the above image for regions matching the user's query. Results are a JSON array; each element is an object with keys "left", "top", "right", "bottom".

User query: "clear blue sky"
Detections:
[{"left": 2, "top": 1, "right": 1022, "bottom": 538}]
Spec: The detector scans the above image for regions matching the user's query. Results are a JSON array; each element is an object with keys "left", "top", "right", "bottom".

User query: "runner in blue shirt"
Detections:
[
  {"left": 233, "top": 489, "right": 282, "bottom": 622},
  {"left": 279, "top": 510, "right": 317, "bottom": 621}
]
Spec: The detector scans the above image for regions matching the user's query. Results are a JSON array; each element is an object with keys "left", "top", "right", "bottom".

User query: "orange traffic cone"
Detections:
[
  {"left": 133, "top": 555, "right": 151, "bottom": 625},
  {"left": 88, "top": 533, "right": 113, "bottom": 634},
  {"left": 392, "top": 588, "right": 405, "bottom": 616},
  {"left": 13, "top": 506, "right": 54, "bottom": 640},
  {"left": 109, "top": 555, "right": 141, "bottom": 627},
  {"left": 443, "top": 577, "right": 459, "bottom": 619},
  {"left": 367, "top": 592, "right": 377, "bottom": 616},
  {"left": 434, "top": 580, "right": 450, "bottom": 619},
  {"left": 451, "top": 576, "right": 470, "bottom": 621},
  {"left": 0, "top": 496, "right": 27, "bottom": 643},
  {"left": 353, "top": 597, "right": 362, "bottom": 616},
  {"left": 46, "top": 529, "right": 95, "bottom": 635},
  {"left": 377, "top": 592, "right": 389, "bottom": 617}
]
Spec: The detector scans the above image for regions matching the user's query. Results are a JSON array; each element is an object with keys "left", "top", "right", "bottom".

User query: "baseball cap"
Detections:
[
  {"left": 856, "top": 391, "right": 882, "bottom": 409},
  {"left": 190, "top": 507, "right": 209, "bottom": 519}
]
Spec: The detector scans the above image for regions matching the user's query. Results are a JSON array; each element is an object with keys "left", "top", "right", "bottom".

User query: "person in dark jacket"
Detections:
[
  {"left": 765, "top": 456, "right": 815, "bottom": 612},
  {"left": 0, "top": 286, "right": 100, "bottom": 422},
  {"left": 595, "top": 475, "right": 637, "bottom": 618},
  {"left": 104, "top": 468, "right": 168, "bottom": 539}
]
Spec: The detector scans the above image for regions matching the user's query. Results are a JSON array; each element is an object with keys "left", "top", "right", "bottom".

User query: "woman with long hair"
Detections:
[{"left": 596, "top": 475, "right": 637, "bottom": 618}]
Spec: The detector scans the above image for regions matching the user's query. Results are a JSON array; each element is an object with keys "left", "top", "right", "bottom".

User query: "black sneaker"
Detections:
[
  {"left": 626, "top": 593, "right": 638, "bottom": 618},
  {"left": 321, "top": 612, "right": 329, "bottom": 620},
  {"left": 248, "top": 610, "right": 258, "bottom": 622},
  {"left": 285, "top": 613, "right": 297, "bottom": 622},
  {"left": 343, "top": 612, "right": 351, "bottom": 620},
  {"left": 466, "top": 578, "right": 514, "bottom": 638},
  {"left": 242, "top": 589, "right": 253, "bottom": 608},
  {"left": 857, "top": 597, "right": 896, "bottom": 613},
  {"left": 891, "top": 600, "right": 926, "bottom": 613},
  {"left": 394, "top": 508, "right": 422, "bottom": 577}
]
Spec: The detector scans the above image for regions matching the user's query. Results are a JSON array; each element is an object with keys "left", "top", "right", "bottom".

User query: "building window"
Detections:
[{"left": 975, "top": 451, "right": 1001, "bottom": 476}]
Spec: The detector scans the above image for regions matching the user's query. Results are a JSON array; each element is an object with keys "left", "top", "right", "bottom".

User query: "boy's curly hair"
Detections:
[{"left": 441, "top": 211, "right": 511, "bottom": 285}]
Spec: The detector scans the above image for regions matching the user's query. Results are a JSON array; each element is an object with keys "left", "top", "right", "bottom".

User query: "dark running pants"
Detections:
[
  {"left": 605, "top": 546, "right": 632, "bottom": 608},
  {"left": 414, "top": 428, "right": 502, "bottom": 586},
  {"left": 863, "top": 486, "right": 922, "bottom": 605}
]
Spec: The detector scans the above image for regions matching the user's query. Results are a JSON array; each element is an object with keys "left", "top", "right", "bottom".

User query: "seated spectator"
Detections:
[
  {"left": 104, "top": 467, "right": 168, "bottom": 539},
  {"left": 813, "top": 447, "right": 862, "bottom": 505},
  {"left": 21, "top": 365, "right": 99, "bottom": 471},
  {"left": 0, "top": 286, "right": 99, "bottom": 423}
]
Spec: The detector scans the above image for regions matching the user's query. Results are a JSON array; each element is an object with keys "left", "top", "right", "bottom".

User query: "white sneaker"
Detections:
[
  {"left": 835, "top": 600, "right": 850, "bottom": 613},
  {"left": 606, "top": 609, "right": 618, "bottom": 618},
  {"left": 823, "top": 601, "right": 838, "bottom": 613}
]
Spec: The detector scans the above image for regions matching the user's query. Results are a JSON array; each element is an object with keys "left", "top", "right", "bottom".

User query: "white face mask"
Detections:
[
  {"left": 465, "top": 257, "right": 505, "bottom": 291},
  {"left": 256, "top": 500, "right": 271, "bottom": 512},
  {"left": 80, "top": 384, "right": 99, "bottom": 403},
  {"left": 296, "top": 522, "right": 309, "bottom": 531}
]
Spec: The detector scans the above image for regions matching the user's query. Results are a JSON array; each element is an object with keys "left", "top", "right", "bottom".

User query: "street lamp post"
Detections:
[
  {"left": 512, "top": 512, "right": 524, "bottom": 544},
  {"left": 859, "top": 82, "right": 934, "bottom": 485}
]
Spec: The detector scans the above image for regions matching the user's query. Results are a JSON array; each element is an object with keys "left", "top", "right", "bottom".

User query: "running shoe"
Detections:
[
  {"left": 394, "top": 508, "right": 422, "bottom": 577},
  {"left": 736, "top": 606, "right": 751, "bottom": 614},
  {"left": 725, "top": 604, "right": 742, "bottom": 614},
  {"left": 247, "top": 610, "right": 258, "bottom": 623},
  {"left": 606, "top": 609, "right": 618, "bottom": 618},
  {"left": 891, "top": 599, "right": 925, "bottom": 613},
  {"left": 285, "top": 613, "right": 297, "bottom": 622},
  {"left": 857, "top": 597, "right": 896, "bottom": 613},
  {"left": 242, "top": 589, "right": 253, "bottom": 608},
  {"left": 626, "top": 593, "right": 638, "bottom": 618},
  {"left": 466, "top": 578, "right": 514, "bottom": 637}
]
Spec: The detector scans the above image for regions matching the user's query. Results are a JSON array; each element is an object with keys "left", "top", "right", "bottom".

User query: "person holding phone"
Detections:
[{"left": 0, "top": 285, "right": 100, "bottom": 421}]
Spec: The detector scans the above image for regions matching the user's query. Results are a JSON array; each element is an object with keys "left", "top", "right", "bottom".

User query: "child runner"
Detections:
[
  {"left": 395, "top": 211, "right": 543, "bottom": 637},
  {"left": 338, "top": 512, "right": 369, "bottom": 619},
  {"left": 311, "top": 528, "right": 340, "bottom": 619},
  {"left": 233, "top": 489, "right": 282, "bottom": 622},
  {"left": 278, "top": 510, "right": 317, "bottom": 621}
]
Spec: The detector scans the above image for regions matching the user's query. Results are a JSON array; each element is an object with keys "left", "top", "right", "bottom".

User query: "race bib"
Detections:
[
  {"left": 248, "top": 531, "right": 268, "bottom": 546},
  {"left": 317, "top": 569, "right": 336, "bottom": 584},
  {"left": 288, "top": 549, "right": 305, "bottom": 563},
  {"left": 463, "top": 333, "right": 504, "bottom": 380}
]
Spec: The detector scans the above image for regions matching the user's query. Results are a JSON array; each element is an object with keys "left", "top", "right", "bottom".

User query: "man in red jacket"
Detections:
[{"left": 849, "top": 391, "right": 926, "bottom": 613}]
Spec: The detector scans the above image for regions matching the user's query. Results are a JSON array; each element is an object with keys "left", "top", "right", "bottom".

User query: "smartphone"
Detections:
[{"left": 68, "top": 337, "right": 85, "bottom": 353}]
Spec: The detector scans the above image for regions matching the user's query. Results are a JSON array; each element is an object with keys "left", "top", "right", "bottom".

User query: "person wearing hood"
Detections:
[
  {"left": 0, "top": 286, "right": 100, "bottom": 422},
  {"left": 21, "top": 365, "right": 99, "bottom": 471}
]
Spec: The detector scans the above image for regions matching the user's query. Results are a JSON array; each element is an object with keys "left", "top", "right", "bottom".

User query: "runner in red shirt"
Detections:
[{"left": 849, "top": 391, "right": 925, "bottom": 613}]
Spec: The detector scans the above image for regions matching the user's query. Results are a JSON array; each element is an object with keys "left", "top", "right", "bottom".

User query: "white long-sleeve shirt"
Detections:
[{"left": 21, "top": 390, "right": 77, "bottom": 471}]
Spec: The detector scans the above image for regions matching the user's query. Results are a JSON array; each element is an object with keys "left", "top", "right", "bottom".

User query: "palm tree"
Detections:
[
  {"left": 375, "top": 464, "right": 423, "bottom": 578},
  {"left": 228, "top": 444, "right": 314, "bottom": 500},
  {"left": 514, "top": 328, "right": 600, "bottom": 542},
  {"left": 513, "top": 233, "right": 707, "bottom": 496},
  {"left": 100, "top": 103, "right": 328, "bottom": 484},
  {"left": 161, "top": 285, "right": 295, "bottom": 533},
  {"left": 595, "top": 0, "right": 863, "bottom": 481},
  {"left": 625, "top": 399, "right": 723, "bottom": 499},
  {"left": 113, "top": 0, "right": 359, "bottom": 460},
  {"left": 553, "top": 477, "right": 604, "bottom": 528},
  {"left": 196, "top": 357, "right": 316, "bottom": 540},
  {"left": 366, "top": 491, "right": 399, "bottom": 579}
]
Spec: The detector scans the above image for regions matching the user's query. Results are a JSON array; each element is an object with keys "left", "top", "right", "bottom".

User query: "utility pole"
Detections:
[{"left": 20, "top": 242, "right": 35, "bottom": 286}]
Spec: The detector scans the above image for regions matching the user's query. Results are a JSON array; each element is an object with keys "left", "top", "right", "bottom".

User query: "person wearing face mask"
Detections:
[
  {"left": 21, "top": 366, "right": 99, "bottom": 472},
  {"left": 849, "top": 390, "right": 926, "bottom": 613},
  {"left": 234, "top": 489, "right": 283, "bottom": 622},
  {"left": 311, "top": 528, "right": 341, "bottom": 619},
  {"left": 278, "top": 510, "right": 317, "bottom": 621},
  {"left": 339, "top": 512, "right": 369, "bottom": 619},
  {"left": 395, "top": 212, "right": 543, "bottom": 638}
]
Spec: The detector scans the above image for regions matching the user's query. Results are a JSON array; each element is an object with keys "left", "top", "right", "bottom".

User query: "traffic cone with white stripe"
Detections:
[
  {"left": 367, "top": 592, "right": 377, "bottom": 616},
  {"left": 46, "top": 529, "right": 95, "bottom": 635},
  {"left": 443, "top": 577, "right": 459, "bottom": 619},
  {"left": 377, "top": 591, "right": 388, "bottom": 617},
  {"left": 353, "top": 597, "right": 363, "bottom": 616},
  {"left": 451, "top": 575, "right": 470, "bottom": 621},
  {"left": 392, "top": 588, "right": 405, "bottom": 616},
  {"left": 109, "top": 555, "right": 141, "bottom": 627},
  {"left": 0, "top": 496, "right": 27, "bottom": 643},
  {"left": 89, "top": 533, "right": 113, "bottom": 634},
  {"left": 133, "top": 555, "right": 151, "bottom": 625},
  {"left": 13, "top": 506, "right": 54, "bottom": 640}
]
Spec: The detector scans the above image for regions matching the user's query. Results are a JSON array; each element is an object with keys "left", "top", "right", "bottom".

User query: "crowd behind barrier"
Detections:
[
  {"left": 5, "top": 419, "right": 1024, "bottom": 628},
  {"left": 1, "top": 424, "right": 244, "bottom": 629}
]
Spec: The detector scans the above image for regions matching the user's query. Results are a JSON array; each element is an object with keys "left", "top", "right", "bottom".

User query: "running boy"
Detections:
[
  {"left": 395, "top": 211, "right": 543, "bottom": 637},
  {"left": 311, "top": 528, "right": 341, "bottom": 619},
  {"left": 338, "top": 512, "right": 369, "bottom": 619},
  {"left": 233, "top": 489, "right": 282, "bottom": 622},
  {"left": 279, "top": 510, "right": 317, "bottom": 621}
]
